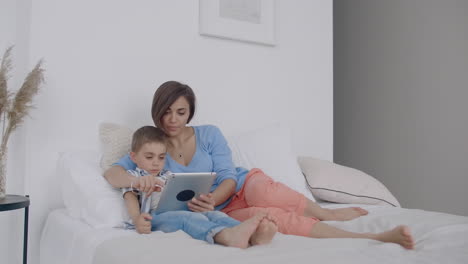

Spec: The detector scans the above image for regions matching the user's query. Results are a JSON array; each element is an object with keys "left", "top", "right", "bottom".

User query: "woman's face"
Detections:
[{"left": 161, "top": 96, "right": 191, "bottom": 137}]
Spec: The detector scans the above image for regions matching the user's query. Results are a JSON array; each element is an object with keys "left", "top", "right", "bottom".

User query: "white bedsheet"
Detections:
[{"left": 40, "top": 204, "right": 468, "bottom": 264}]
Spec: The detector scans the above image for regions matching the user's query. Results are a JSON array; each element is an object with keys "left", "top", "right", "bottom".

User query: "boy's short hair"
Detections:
[{"left": 131, "top": 126, "right": 167, "bottom": 152}]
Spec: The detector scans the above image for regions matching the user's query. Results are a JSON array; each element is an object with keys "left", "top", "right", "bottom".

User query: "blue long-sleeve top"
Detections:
[{"left": 113, "top": 125, "right": 248, "bottom": 210}]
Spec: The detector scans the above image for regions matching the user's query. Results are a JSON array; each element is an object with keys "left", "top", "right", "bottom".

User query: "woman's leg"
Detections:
[
  {"left": 309, "top": 222, "right": 414, "bottom": 249},
  {"left": 243, "top": 170, "right": 368, "bottom": 221},
  {"left": 227, "top": 207, "right": 414, "bottom": 249},
  {"left": 303, "top": 199, "right": 369, "bottom": 221}
]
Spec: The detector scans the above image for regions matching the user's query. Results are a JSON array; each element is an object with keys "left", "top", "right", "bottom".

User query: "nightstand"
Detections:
[{"left": 0, "top": 194, "right": 30, "bottom": 264}]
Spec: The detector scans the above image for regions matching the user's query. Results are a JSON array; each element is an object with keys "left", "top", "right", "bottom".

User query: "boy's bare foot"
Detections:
[
  {"left": 250, "top": 218, "right": 278, "bottom": 245},
  {"left": 374, "top": 225, "right": 414, "bottom": 249},
  {"left": 324, "top": 207, "right": 368, "bottom": 221},
  {"left": 214, "top": 212, "right": 266, "bottom": 249}
]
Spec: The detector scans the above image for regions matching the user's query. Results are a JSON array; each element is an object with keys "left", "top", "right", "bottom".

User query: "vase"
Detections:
[{"left": 0, "top": 150, "right": 6, "bottom": 199}]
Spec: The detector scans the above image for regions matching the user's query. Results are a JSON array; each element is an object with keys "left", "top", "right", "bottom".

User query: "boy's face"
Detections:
[{"left": 130, "top": 142, "right": 166, "bottom": 175}]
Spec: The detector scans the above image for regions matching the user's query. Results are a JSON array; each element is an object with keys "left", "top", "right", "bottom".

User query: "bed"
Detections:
[
  {"left": 40, "top": 203, "right": 468, "bottom": 264},
  {"left": 39, "top": 123, "right": 468, "bottom": 263}
]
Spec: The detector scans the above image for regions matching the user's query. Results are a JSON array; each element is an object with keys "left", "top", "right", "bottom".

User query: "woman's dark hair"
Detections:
[{"left": 151, "top": 81, "right": 196, "bottom": 129}]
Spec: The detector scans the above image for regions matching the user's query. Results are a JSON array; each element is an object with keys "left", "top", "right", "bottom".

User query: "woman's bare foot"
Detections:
[
  {"left": 324, "top": 207, "right": 368, "bottom": 221},
  {"left": 250, "top": 218, "right": 278, "bottom": 245},
  {"left": 374, "top": 225, "right": 414, "bottom": 249},
  {"left": 214, "top": 212, "right": 266, "bottom": 248}
]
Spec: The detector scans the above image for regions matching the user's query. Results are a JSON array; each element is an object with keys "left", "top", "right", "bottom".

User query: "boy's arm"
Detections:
[
  {"left": 124, "top": 192, "right": 141, "bottom": 222},
  {"left": 124, "top": 192, "right": 152, "bottom": 234}
]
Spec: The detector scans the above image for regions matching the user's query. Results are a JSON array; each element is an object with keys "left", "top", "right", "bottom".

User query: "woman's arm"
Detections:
[
  {"left": 104, "top": 166, "right": 135, "bottom": 188},
  {"left": 211, "top": 179, "right": 236, "bottom": 206},
  {"left": 188, "top": 125, "right": 240, "bottom": 212}
]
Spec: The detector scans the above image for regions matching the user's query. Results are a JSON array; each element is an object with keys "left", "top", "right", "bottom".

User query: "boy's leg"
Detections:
[
  {"left": 151, "top": 211, "right": 224, "bottom": 244},
  {"left": 202, "top": 211, "right": 240, "bottom": 228},
  {"left": 152, "top": 211, "right": 272, "bottom": 248}
]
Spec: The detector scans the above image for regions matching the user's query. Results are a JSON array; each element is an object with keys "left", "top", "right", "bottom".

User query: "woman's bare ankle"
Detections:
[
  {"left": 373, "top": 226, "right": 415, "bottom": 249},
  {"left": 315, "top": 208, "right": 334, "bottom": 221}
]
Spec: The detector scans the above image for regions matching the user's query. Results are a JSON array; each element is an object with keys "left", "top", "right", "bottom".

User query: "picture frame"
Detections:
[{"left": 199, "top": 0, "right": 276, "bottom": 46}]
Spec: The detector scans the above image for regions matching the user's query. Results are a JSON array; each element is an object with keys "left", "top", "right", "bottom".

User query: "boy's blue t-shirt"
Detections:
[{"left": 113, "top": 125, "right": 248, "bottom": 210}]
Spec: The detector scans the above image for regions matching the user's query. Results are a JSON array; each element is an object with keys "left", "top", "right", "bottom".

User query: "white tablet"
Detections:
[{"left": 153, "top": 172, "right": 217, "bottom": 214}]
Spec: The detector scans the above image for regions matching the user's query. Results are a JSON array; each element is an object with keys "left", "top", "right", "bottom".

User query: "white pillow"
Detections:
[
  {"left": 298, "top": 156, "right": 400, "bottom": 207},
  {"left": 228, "top": 123, "right": 316, "bottom": 201},
  {"left": 59, "top": 150, "right": 130, "bottom": 228},
  {"left": 99, "top": 122, "right": 134, "bottom": 171}
]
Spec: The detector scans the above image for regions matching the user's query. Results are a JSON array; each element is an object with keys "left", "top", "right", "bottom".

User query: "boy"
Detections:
[{"left": 122, "top": 126, "right": 277, "bottom": 248}]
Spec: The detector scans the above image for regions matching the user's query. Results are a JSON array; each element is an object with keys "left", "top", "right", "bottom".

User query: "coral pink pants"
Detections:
[{"left": 221, "top": 168, "right": 319, "bottom": 237}]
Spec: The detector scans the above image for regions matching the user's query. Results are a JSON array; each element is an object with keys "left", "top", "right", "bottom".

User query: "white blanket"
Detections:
[{"left": 40, "top": 204, "right": 468, "bottom": 264}]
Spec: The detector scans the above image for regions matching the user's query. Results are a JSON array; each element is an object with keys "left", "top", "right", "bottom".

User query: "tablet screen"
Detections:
[{"left": 153, "top": 172, "right": 216, "bottom": 214}]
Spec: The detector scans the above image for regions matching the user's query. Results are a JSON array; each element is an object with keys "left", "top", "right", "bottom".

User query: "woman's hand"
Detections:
[
  {"left": 132, "top": 175, "right": 165, "bottom": 195},
  {"left": 135, "top": 213, "right": 152, "bottom": 234},
  {"left": 188, "top": 193, "right": 215, "bottom": 212}
]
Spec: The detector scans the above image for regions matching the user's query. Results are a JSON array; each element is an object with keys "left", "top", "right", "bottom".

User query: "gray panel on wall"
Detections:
[{"left": 334, "top": 0, "right": 468, "bottom": 216}]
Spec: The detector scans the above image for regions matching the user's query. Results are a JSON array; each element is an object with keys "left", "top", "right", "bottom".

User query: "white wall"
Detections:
[
  {"left": 1, "top": 0, "right": 332, "bottom": 263},
  {"left": 0, "top": 0, "right": 32, "bottom": 263},
  {"left": 334, "top": 0, "right": 468, "bottom": 216}
]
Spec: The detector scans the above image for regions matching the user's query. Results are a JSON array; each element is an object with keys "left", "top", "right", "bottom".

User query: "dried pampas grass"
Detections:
[
  {"left": 0, "top": 45, "right": 44, "bottom": 197},
  {"left": 0, "top": 46, "right": 13, "bottom": 118},
  {"left": 0, "top": 45, "right": 44, "bottom": 155}
]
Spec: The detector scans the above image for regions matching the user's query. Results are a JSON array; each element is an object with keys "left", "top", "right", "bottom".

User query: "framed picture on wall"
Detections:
[{"left": 199, "top": 0, "right": 276, "bottom": 46}]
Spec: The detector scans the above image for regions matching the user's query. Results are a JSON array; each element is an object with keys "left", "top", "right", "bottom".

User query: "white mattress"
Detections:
[{"left": 40, "top": 204, "right": 468, "bottom": 264}]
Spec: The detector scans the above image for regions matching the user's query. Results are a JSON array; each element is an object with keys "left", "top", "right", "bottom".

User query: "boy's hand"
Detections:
[
  {"left": 135, "top": 213, "right": 152, "bottom": 234},
  {"left": 132, "top": 176, "right": 165, "bottom": 195}
]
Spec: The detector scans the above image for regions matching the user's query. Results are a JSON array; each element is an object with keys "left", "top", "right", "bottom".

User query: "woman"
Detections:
[{"left": 104, "top": 81, "right": 414, "bottom": 249}]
